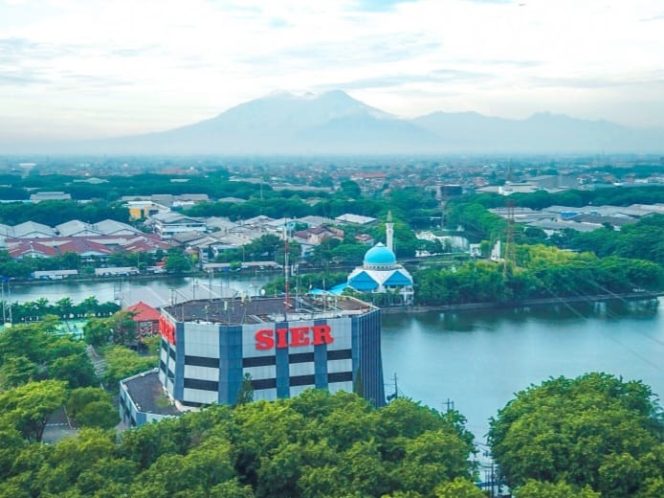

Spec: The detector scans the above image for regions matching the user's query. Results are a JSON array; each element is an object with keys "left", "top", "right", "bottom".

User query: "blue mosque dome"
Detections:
[{"left": 363, "top": 243, "right": 397, "bottom": 267}]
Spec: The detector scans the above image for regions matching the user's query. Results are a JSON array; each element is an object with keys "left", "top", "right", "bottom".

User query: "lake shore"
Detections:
[{"left": 380, "top": 291, "right": 662, "bottom": 314}]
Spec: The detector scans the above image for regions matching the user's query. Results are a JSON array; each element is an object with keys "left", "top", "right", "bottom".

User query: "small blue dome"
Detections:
[{"left": 363, "top": 243, "right": 397, "bottom": 267}]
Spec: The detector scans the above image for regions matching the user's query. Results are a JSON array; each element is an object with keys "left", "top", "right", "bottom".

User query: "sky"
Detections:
[{"left": 2, "top": 0, "right": 664, "bottom": 142}]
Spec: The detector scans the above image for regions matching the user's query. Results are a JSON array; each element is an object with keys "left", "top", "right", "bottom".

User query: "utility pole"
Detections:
[
  {"left": 503, "top": 159, "right": 515, "bottom": 278},
  {"left": 443, "top": 398, "right": 455, "bottom": 412},
  {"left": 1, "top": 277, "right": 6, "bottom": 325},
  {"left": 393, "top": 373, "right": 399, "bottom": 399},
  {"left": 283, "top": 220, "right": 290, "bottom": 321}
]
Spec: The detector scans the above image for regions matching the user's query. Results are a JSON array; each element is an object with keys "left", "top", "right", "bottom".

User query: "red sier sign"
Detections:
[
  {"left": 159, "top": 316, "right": 176, "bottom": 345},
  {"left": 255, "top": 324, "right": 334, "bottom": 350}
]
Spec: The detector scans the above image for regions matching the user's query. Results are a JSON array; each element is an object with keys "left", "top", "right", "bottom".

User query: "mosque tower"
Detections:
[{"left": 386, "top": 210, "right": 394, "bottom": 252}]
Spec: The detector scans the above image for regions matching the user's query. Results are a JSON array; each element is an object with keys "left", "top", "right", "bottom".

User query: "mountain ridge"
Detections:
[{"left": 6, "top": 90, "right": 664, "bottom": 154}]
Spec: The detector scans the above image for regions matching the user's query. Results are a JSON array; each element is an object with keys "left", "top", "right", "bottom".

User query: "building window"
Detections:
[
  {"left": 185, "top": 355, "right": 219, "bottom": 368},
  {"left": 243, "top": 356, "right": 276, "bottom": 367},
  {"left": 327, "top": 349, "right": 352, "bottom": 360},
  {"left": 290, "top": 374, "right": 316, "bottom": 387},
  {"left": 180, "top": 400, "right": 205, "bottom": 407},
  {"left": 183, "top": 378, "right": 219, "bottom": 391},
  {"left": 328, "top": 371, "right": 353, "bottom": 383},
  {"left": 289, "top": 352, "right": 315, "bottom": 363},
  {"left": 251, "top": 378, "right": 277, "bottom": 390}
]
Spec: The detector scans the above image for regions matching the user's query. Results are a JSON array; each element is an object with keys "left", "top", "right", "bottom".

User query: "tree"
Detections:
[
  {"left": 48, "top": 352, "right": 97, "bottom": 388},
  {"left": 67, "top": 387, "right": 118, "bottom": 429},
  {"left": 515, "top": 480, "right": 600, "bottom": 498},
  {"left": 340, "top": 180, "right": 361, "bottom": 198},
  {"left": 84, "top": 311, "right": 138, "bottom": 347},
  {"left": 434, "top": 478, "right": 485, "bottom": 498},
  {"left": 74, "top": 400, "right": 120, "bottom": 429},
  {"left": 0, "top": 356, "right": 38, "bottom": 389},
  {"left": 0, "top": 380, "right": 68, "bottom": 441},
  {"left": 165, "top": 250, "right": 193, "bottom": 273},
  {"left": 103, "top": 346, "right": 157, "bottom": 388},
  {"left": 489, "top": 373, "right": 664, "bottom": 496},
  {"left": 83, "top": 317, "right": 111, "bottom": 347},
  {"left": 236, "top": 373, "right": 254, "bottom": 405}
]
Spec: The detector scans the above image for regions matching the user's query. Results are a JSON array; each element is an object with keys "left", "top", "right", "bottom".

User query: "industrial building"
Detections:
[{"left": 120, "top": 294, "right": 385, "bottom": 427}]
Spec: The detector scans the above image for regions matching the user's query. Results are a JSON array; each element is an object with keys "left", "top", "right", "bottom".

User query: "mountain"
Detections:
[
  {"left": 86, "top": 90, "right": 439, "bottom": 155},
  {"left": 11, "top": 90, "right": 664, "bottom": 154},
  {"left": 412, "top": 111, "right": 664, "bottom": 153}
]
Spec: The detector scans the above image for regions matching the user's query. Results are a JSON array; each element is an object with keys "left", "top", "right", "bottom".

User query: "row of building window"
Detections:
[
  {"left": 182, "top": 371, "right": 353, "bottom": 392},
  {"left": 183, "top": 348, "right": 353, "bottom": 368}
]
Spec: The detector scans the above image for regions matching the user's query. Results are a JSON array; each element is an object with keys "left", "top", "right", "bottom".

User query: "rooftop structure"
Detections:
[{"left": 163, "top": 295, "right": 373, "bottom": 325}]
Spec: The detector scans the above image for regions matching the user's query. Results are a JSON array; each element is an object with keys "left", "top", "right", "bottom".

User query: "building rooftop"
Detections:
[
  {"left": 163, "top": 295, "right": 374, "bottom": 325},
  {"left": 127, "top": 301, "right": 161, "bottom": 322},
  {"left": 121, "top": 370, "right": 180, "bottom": 416}
]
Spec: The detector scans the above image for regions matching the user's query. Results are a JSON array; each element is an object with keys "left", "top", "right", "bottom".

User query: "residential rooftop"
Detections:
[{"left": 121, "top": 370, "right": 181, "bottom": 416}]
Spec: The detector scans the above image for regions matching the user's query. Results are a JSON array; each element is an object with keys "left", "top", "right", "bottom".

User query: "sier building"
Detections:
[{"left": 120, "top": 294, "right": 385, "bottom": 427}]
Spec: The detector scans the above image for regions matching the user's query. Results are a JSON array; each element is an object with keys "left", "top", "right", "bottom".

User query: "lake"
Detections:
[
  {"left": 8, "top": 277, "right": 664, "bottom": 441},
  {"left": 381, "top": 299, "right": 664, "bottom": 441}
]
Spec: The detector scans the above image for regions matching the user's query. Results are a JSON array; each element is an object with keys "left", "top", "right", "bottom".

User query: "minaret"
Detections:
[{"left": 386, "top": 211, "right": 394, "bottom": 252}]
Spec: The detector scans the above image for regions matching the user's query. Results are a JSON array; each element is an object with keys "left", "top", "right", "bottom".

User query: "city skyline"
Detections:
[{"left": 2, "top": 0, "right": 664, "bottom": 143}]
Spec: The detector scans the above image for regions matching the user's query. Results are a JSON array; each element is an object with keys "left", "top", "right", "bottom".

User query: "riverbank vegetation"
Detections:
[
  {"left": 0, "top": 297, "right": 119, "bottom": 325},
  {"left": 415, "top": 246, "right": 663, "bottom": 306}
]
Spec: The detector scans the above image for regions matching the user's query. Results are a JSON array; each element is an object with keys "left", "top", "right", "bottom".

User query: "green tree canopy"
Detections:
[{"left": 489, "top": 373, "right": 664, "bottom": 496}]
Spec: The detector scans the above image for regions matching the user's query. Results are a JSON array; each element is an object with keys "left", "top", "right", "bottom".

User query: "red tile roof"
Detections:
[
  {"left": 8, "top": 241, "right": 58, "bottom": 258},
  {"left": 126, "top": 301, "right": 161, "bottom": 322}
]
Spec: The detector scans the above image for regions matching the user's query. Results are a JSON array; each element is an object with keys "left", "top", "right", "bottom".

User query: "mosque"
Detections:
[{"left": 346, "top": 213, "right": 414, "bottom": 305}]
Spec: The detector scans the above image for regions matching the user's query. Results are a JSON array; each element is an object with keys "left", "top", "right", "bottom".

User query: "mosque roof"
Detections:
[{"left": 363, "top": 242, "right": 397, "bottom": 267}]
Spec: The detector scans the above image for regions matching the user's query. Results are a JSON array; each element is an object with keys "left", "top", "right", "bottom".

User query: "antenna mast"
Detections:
[{"left": 283, "top": 220, "right": 290, "bottom": 320}]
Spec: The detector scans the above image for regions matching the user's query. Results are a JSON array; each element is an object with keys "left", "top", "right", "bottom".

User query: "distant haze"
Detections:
[{"left": 4, "top": 91, "right": 664, "bottom": 155}]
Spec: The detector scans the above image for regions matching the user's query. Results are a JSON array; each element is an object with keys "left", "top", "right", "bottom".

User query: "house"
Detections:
[
  {"left": 150, "top": 212, "right": 207, "bottom": 238},
  {"left": 205, "top": 217, "right": 238, "bottom": 233},
  {"left": 296, "top": 215, "right": 336, "bottom": 228},
  {"left": 126, "top": 301, "right": 161, "bottom": 338},
  {"left": 293, "top": 226, "right": 344, "bottom": 246},
  {"left": 334, "top": 213, "right": 377, "bottom": 225},
  {"left": 32, "top": 269, "right": 79, "bottom": 280},
  {"left": 293, "top": 226, "right": 344, "bottom": 257},
  {"left": 355, "top": 233, "right": 375, "bottom": 245},
  {"left": 30, "top": 191, "right": 72, "bottom": 202},
  {"left": 120, "top": 235, "right": 171, "bottom": 254},
  {"left": 125, "top": 201, "right": 170, "bottom": 221},
  {"left": 95, "top": 267, "right": 140, "bottom": 277}
]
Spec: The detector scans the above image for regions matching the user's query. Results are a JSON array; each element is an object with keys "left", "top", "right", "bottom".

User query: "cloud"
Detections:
[
  {"left": 317, "top": 68, "right": 491, "bottom": 91},
  {"left": 1, "top": 0, "right": 664, "bottom": 139},
  {"left": 353, "top": 0, "right": 418, "bottom": 12}
]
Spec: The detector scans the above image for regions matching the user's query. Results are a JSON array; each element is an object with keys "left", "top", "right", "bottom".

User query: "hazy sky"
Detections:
[{"left": 2, "top": 0, "right": 664, "bottom": 141}]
